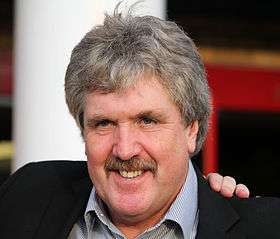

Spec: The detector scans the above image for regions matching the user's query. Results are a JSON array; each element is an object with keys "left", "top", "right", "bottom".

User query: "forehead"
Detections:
[{"left": 84, "top": 75, "right": 181, "bottom": 118}]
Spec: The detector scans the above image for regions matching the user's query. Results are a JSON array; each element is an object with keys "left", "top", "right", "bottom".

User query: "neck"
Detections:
[
  {"left": 111, "top": 210, "right": 166, "bottom": 239},
  {"left": 109, "top": 187, "right": 182, "bottom": 238},
  {"left": 107, "top": 163, "right": 190, "bottom": 238}
]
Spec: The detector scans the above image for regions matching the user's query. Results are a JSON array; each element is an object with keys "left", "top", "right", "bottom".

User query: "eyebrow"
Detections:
[
  {"left": 85, "top": 109, "right": 168, "bottom": 126},
  {"left": 85, "top": 114, "right": 112, "bottom": 127},
  {"left": 133, "top": 110, "right": 167, "bottom": 121}
]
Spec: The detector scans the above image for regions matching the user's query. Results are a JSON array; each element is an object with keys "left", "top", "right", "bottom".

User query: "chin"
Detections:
[{"left": 107, "top": 192, "right": 155, "bottom": 220}]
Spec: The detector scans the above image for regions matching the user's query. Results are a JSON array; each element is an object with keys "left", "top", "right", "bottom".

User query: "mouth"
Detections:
[
  {"left": 105, "top": 156, "right": 157, "bottom": 180},
  {"left": 118, "top": 170, "right": 144, "bottom": 179},
  {"left": 109, "top": 169, "right": 153, "bottom": 190}
]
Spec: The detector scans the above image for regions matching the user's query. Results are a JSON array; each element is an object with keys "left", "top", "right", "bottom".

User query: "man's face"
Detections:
[{"left": 83, "top": 74, "right": 198, "bottom": 227}]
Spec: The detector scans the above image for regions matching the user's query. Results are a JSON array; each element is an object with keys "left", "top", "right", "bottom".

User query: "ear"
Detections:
[{"left": 186, "top": 121, "right": 199, "bottom": 154}]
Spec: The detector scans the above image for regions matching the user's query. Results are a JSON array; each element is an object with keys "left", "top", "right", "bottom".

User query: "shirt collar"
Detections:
[
  {"left": 164, "top": 160, "right": 198, "bottom": 238},
  {"left": 84, "top": 186, "right": 121, "bottom": 235},
  {"left": 84, "top": 160, "right": 198, "bottom": 238}
]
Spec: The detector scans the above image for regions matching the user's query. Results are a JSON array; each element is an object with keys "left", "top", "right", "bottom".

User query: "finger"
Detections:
[
  {"left": 207, "top": 173, "right": 223, "bottom": 192},
  {"left": 235, "top": 184, "right": 250, "bottom": 198},
  {"left": 220, "top": 176, "right": 236, "bottom": 198}
]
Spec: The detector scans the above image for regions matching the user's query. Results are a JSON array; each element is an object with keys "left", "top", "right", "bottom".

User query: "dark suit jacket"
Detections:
[{"left": 0, "top": 161, "right": 279, "bottom": 239}]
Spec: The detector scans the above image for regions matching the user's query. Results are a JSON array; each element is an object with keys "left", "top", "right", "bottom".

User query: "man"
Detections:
[{"left": 0, "top": 5, "right": 279, "bottom": 239}]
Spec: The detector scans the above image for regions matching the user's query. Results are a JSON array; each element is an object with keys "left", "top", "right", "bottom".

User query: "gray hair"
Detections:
[{"left": 65, "top": 6, "right": 211, "bottom": 155}]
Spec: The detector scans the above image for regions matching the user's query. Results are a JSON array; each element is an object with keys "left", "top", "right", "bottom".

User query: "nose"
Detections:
[{"left": 112, "top": 124, "right": 142, "bottom": 160}]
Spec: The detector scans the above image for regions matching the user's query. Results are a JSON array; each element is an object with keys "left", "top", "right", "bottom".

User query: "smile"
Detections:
[{"left": 119, "top": 170, "right": 143, "bottom": 178}]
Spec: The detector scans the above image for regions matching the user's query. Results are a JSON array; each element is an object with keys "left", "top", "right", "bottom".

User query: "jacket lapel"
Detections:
[
  {"left": 34, "top": 170, "right": 92, "bottom": 239},
  {"left": 194, "top": 166, "right": 245, "bottom": 239},
  {"left": 60, "top": 176, "right": 92, "bottom": 239},
  {"left": 25, "top": 161, "right": 246, "bottom": 239}
]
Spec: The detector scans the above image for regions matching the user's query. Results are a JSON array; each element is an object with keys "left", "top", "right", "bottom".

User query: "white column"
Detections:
[{"left": 13, "top": 0, "right": 166, "bottom": 171}]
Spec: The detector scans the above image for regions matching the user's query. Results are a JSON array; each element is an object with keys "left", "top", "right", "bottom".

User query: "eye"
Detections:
[
  {"left": 94, "top": 119, "right": 112, "bottom": 128},
  {"left": 139, "top": 117, "right": 157, "bottom": 126}
]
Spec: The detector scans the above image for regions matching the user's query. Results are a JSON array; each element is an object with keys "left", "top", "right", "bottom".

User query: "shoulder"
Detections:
[
  {"left": 228, "top": 196, "right": 280, "bottom": 237},
  {"left": 0, "top": 160, "right": 88, "bottom": 198},
  {"left": 194, "top": 164, "right": 280, "bottom": 238},
  {"left": 0, "top": 161, "right": 91, "bottom": 237},
  {"left": 229, "top": 196, "right": 280, "bottom": 219}
]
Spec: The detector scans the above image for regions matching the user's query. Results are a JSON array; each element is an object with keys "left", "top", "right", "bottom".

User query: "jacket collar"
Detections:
[
  {"left": 34, "top": 161, "right": 245, "bottom": 239},
  {"left": 193, "top": 165, "right": 245, "bottom": 239},
  {"left": 67, "top": 163, "right": 245, "bottom": 239},
  {"left": 34, "top": 162, "right": 92, "bottom": 239}
]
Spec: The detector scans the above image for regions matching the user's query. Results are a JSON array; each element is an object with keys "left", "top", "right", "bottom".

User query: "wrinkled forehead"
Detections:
[
  {"left": 85, "top": 67, "right": 160, "bottom": 94},
  {"left": 83, "top": 73, "right": 186, "bottom": 125},
  {"left": 83, "top": 75, "right": 184, "bottom": 125},
  {"left": 86, "top": 72, "right": 166, "bottom": 101},
  {"left": 79, "top": 71, "right": 173, "bottom": 127}
]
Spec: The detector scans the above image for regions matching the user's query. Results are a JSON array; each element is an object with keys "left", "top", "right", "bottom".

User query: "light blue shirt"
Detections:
[{"left": 68, "top": 160, "right": 198, "bottom": 239}]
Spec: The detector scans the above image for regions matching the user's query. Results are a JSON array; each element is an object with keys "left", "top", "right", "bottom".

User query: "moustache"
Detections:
[{"left": 104, "top": 156, "right": 157, "bottom": 174}]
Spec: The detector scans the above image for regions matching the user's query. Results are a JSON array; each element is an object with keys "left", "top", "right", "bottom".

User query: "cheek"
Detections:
[
  {"left": 85, "top": 137, "right": 112, "bottom": 191},
  {"left": 141, "top": 131, "right": 187, "bottom": 169},
  {"left": 85, "top": 134, "right": 113, "bottom": 166},
  {"left": 146, "top": 130, "right": 188, "bottom": 176},
  {"left": 156, "top": 130, "right": 188, "bottom": 157}
]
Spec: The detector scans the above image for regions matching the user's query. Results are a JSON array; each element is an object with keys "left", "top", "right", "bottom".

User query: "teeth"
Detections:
[{"left": 119, "top": 170, "right": 143, "bottom": 178}]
